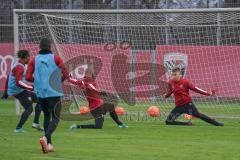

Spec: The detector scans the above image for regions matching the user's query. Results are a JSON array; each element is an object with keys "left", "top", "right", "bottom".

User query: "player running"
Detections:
[
  {"left": 26, "top": 38, "right": 79, "bottom": 153},
  {"left": 163, "top": 67, "right": 224, "bottom": 126},
  {"left": 2, "top": 50, "right": 43, "bottom": 133},
  {"left": 70, "top": 66, "right": 128, "bottom": 129}
]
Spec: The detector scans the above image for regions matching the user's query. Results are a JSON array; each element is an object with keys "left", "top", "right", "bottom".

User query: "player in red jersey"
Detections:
[
  {"left": 70, "top": 66, "right": 128, "bottom": 129},
  {"left": 163, "top": 67, "right": 224, "bottom": 126},
  {"left": 1, "top": 50, "right": 43, "bottom": 133}
]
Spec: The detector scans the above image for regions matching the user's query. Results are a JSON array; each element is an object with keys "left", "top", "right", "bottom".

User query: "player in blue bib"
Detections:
[
  {"left": 26, "top": 38, "right": 79, "bottom": 153},
  {"left": 2, "top": 50, "right": 43, "bottom": 133}
]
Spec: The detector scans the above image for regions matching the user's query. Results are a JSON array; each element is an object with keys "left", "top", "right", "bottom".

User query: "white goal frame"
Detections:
[{"left": 13, "top": 8, "right": 240, "bottom": 116}]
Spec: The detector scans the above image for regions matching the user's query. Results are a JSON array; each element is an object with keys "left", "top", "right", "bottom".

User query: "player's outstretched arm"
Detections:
[
  {"left": 67, "top": 75, "right": 85, "bottom": 86},
  {"left": 187, "top": 80, "right": 215, "bottom": 96},
  {"left": 84, "top": 82, "right": 106, "bottom": 95},
  {"left": 66, "top": 77, "right": 105, "bottom": 96}
]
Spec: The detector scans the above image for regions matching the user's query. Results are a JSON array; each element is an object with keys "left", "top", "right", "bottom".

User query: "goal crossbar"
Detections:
[{"left": 14, "top": 8, "right": 240, "bottom": 14}]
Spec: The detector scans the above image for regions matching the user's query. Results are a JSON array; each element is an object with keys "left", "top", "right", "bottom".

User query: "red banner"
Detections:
[{"left": 1, "top": 43, "right": 240, "bottom": 97}]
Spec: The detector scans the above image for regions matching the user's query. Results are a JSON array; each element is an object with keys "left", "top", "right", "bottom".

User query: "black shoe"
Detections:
[{"left": 216, "top": 122, "right": 224, "bottom": 126}]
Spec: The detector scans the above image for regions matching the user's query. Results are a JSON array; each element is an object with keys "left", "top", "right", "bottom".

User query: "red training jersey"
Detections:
[
  {"left": 165, "top": 78, "right": 210, "bottom": 106},
  {"left": 82, "top": 76, "right": 103, "bottom": 110}
]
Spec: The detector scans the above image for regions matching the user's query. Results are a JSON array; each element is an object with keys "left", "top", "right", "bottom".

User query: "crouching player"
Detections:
[
  {"left": 164, "top": 67, "right": 224, "bottom": 126},
  {"left": 3, "top": 50, "right": 43, "bottom": 132},
  {"left": 70, "top": 67, "right": 128, "bottom": 129}
]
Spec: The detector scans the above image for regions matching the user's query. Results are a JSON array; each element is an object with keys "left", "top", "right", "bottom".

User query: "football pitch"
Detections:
[{"left": 0, "top": 100, "right": 240, "bottom": 160}]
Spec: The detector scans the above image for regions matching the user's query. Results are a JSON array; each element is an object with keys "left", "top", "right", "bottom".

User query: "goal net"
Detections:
[{"left": 14, "top": 9, "right": 240, "bottom": 120}]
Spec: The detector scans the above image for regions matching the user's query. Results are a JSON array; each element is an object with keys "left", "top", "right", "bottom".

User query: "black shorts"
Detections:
[
  {"left": 91, "top": 103, "right": 115, "bottom": 119},
  {"left": 38, "top": 97, "right": 62, "bottom": 119},
  {"left": 101, "top": 93, "right": 119, "bottom": 106},
  {"left": 15, "top": 90, "right": 39, "bottom": 106},
  {"left": 166, "top": 102, "right": 200, "bottom": 122}
]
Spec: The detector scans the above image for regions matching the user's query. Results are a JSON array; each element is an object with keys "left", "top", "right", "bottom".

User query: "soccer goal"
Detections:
[{"left": 13, "top": 8, "right": 240, "bottom": 119}]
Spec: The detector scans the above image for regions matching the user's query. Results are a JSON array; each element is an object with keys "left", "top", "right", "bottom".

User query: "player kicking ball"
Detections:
[
  {"left": 2, "top": 50, "right": 43, "bottom": 133},
  {"left": 163, "top": 67, "right": 224, "bottom": 126},
  {"left": 70, "top": 66, "right": 128, "bottom": 129}
]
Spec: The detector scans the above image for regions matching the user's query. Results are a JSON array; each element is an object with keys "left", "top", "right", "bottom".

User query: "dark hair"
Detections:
[
  {"left": 17, "top": 50, "right": 30, "bottom": 59},
  {"left": 39, "top": 38, "right": 52, "bottom": 50},
  {"left": 172, "top": 66, "right": 181, "bottom": 73}
]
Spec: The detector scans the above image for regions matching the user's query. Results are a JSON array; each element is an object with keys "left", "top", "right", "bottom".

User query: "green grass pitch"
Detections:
[{"left": 0, "top": 100, "right": 240, "bottom": 160}]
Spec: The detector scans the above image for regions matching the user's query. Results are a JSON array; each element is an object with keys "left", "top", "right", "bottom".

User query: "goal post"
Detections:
[
  {"left": 13, "top": 11, "right": 21, "bottom": 115},
  {"left": 13, "top": 8, "right": 240, "bottom": 119}
]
